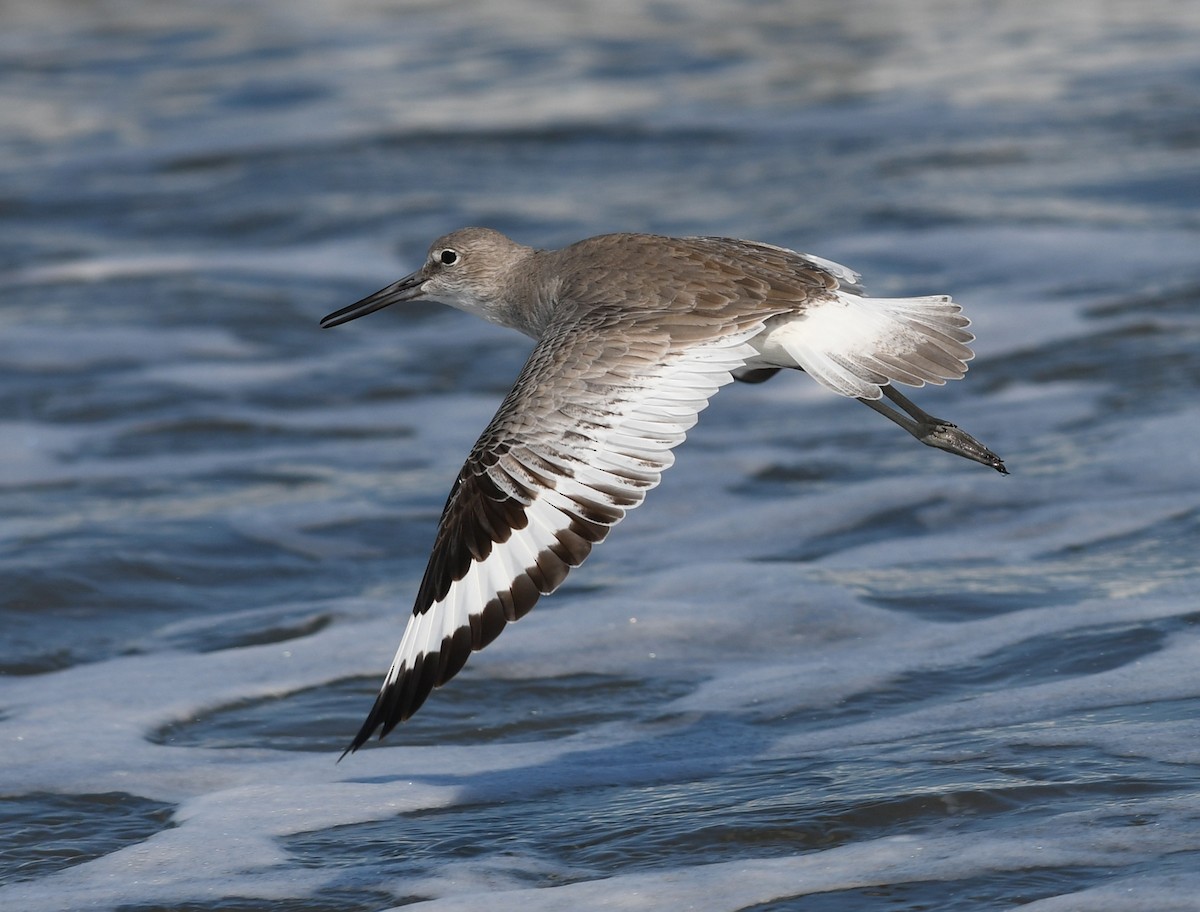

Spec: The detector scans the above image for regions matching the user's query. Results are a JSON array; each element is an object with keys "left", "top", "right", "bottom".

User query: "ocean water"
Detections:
[{"left": 2, "top": 1, "right": 1199, "bottom": 910}]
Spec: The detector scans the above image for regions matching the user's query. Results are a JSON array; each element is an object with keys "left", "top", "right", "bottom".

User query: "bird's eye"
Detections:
[{"left": 437, "top": 249, "right": 459, "bottom": 266}]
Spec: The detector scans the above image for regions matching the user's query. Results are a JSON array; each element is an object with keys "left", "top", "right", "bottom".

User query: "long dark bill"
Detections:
[{"left": 320, "top": 271, "right": 424, "bottom": 328}]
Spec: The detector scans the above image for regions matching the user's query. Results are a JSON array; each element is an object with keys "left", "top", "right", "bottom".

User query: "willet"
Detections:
[{"left": 321, "top": 228, "right": 1007, "bottom": 754}]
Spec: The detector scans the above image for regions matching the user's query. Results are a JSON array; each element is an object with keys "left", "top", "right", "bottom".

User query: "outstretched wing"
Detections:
[{"left": 345, "top": 307, "right": 762, "bottom": 753}]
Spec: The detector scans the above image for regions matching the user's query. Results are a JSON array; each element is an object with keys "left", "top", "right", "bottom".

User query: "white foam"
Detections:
[{"left": 380, "top": 815, "right": 1200, "bottom": 912}]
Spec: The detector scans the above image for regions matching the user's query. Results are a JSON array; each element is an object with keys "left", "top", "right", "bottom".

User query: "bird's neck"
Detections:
[{"left": 489, "top": 249, "right": 560, "bottom": 341}]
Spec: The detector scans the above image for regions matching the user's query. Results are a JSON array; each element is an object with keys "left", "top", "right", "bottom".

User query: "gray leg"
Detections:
[
  {"left": 859, "top": 386, "right": 1008, "bottom": 474},
  {"left": 733, "top": 367, "right": 782, "bottom": 384}
]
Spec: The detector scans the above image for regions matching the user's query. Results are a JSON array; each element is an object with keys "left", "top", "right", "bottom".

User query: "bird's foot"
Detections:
[{"left": 917, "top": 420, "right": 1009, "bottom": 474}]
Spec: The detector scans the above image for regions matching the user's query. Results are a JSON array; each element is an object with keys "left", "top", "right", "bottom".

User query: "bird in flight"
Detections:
[{"left": 321, "top": 228, "right": 1007, "bottom": 755}]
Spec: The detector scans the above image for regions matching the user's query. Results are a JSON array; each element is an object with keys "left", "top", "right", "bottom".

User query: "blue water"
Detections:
[{"left": 3, "top": 2, "right": 1200, "bottom": 910}]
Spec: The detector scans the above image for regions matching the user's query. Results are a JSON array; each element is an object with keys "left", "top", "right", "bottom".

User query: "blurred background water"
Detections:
[{"left": 2, "top": 1, "right": 1199, "bottom": 910}]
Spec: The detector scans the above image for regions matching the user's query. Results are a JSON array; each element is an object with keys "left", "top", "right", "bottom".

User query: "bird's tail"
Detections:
[{"left": 757, "top": 290, "right": 976, "bottom": 399}]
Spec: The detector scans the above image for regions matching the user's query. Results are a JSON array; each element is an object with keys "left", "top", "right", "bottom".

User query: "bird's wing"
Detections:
[{"left": 346, "top": 307, "right": 762, "bottom": 752}]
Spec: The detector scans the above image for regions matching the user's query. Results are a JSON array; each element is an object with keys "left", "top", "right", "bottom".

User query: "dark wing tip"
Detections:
[
  {"left": 339, "top": 650, "right": 449, "bottom": 759},
  {"left": 336, "top": 598, "right": 518, "bottom": 758},
  {"left": 338, "top": 717, "right": 376, "bottom": 761},
  {"left": 338, "top": 534, "right": 603, "bottom": 758}
]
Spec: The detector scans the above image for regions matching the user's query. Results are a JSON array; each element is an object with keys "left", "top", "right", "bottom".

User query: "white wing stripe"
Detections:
[{"left": 357, "top": 330, "right": 761, "bottom": 744}]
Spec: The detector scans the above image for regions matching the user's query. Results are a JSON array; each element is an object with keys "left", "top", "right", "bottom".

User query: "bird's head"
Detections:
[{"left": 320, "top": 227, "right": 534, "bottom": 328}]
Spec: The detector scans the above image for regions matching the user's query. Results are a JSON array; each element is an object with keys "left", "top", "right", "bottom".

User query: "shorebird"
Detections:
[{"left": 322, "top": 228, "right": 1006, "bottom": 754}]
